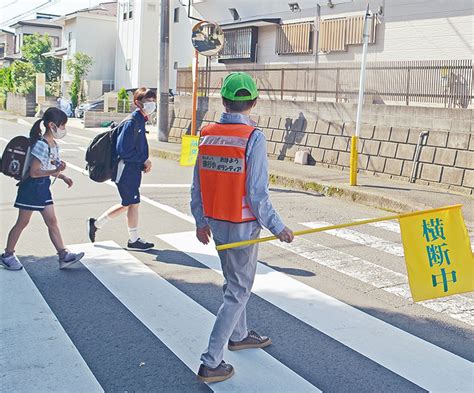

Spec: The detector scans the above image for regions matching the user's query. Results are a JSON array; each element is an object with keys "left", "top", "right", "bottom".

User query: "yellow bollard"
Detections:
[{"left": 349, "top": 135, "right": 358, "bottom": 186}]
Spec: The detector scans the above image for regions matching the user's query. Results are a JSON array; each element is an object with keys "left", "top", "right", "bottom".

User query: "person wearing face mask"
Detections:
[
  {"left": 87, "top": 87, "right": 156, "bottom": 251},
  {"left": 1, "top": 107, "right": 84, "bottom": 271}
]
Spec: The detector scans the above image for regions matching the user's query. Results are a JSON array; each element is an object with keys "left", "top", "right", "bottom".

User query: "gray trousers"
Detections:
[{"left": 200, "top": 225, "right": 261, "bottom": 368}]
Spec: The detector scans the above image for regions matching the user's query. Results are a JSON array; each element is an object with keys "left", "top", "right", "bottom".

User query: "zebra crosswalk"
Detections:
[
  {"left": 69, "top": 241, "right": 318, "bottom": 393},
  {"left": 2, "top": 227, "right": 473, "bottom": 392},
  {"left": 158, "top": 231, "right": 473, "bottom": 392}
]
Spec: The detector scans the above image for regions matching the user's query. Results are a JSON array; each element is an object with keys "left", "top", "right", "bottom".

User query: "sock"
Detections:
[
  {"left": 58, "top": 249, "right": 68, "bottom": 258},
  {"left": 95, "top": 214, "right": 112, "bottom": 229},
  {"left": 128, "top": 227, "right": 139, "bottom": 242},
  {"left": 3, "top": 250, "right": 14, "bottom": 258}
]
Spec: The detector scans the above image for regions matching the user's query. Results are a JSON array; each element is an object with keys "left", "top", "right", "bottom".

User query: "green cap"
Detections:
[{"left": 220, "top": 72, "right": 259, "bottom": 101}]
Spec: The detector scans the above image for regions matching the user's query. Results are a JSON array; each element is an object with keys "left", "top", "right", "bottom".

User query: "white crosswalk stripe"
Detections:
[
  {"left": 0, "top": 267, "right": 103, "bottom": 392},
  {"left": 157, "top": 232, "right": 473, "bottom": 392},
  {"left": 355, "top": 219, "right": 401, "bottom": 233},
  {"left": 301, "top": 221, "right": 405, "bottom": 257}
]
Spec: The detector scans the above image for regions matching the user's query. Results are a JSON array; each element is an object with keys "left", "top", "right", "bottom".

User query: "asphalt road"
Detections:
[{"left": 1, "top": 118, "right": 473, "bottom": 393}]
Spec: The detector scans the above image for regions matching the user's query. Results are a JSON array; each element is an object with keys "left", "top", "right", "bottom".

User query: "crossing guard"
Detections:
[{"left": 190, "top": 72, "right": 295, "bottom": 383}]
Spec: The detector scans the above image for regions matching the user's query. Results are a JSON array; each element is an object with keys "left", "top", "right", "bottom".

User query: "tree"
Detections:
[
  {"left": 11, "top": 61, "right": 36, "bottom": 95},
  {"left": 0, "top": 66, "right": 14, "bottom": 109},
  {"left": 0, "top": 66, "right": 14, "bottom": 93},
  {"left": 66, "top": 52, "right": 93, "bottom": 108},
  {"left": 22, "top": 33, "right": 61, "bottom": 83}
]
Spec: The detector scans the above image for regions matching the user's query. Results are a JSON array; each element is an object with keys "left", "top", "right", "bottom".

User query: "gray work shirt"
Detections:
[{"left": 190, "top": 112, "right": 285, "bottom": 245}]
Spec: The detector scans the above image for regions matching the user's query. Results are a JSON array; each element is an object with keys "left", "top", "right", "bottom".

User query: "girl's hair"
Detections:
[{"left": 30, "top": 107, "right": 68, "bottom": 142}]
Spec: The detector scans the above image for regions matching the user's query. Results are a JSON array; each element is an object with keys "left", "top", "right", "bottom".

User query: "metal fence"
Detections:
[{"left": 176, "top": 59, "right": 473, "bottom": 108}]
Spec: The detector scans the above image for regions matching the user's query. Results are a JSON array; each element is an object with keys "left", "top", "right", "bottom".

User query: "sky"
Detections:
[{"left": 0, "top": 0, "right": 102, "bottom": 28}]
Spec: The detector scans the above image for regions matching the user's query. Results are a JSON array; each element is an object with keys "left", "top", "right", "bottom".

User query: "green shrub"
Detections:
[
  {"left": 11, "top": 61, "right": 36, "bottom": 95},
  {"left": 117, "top": 87, "right": 130, "bottom": 113}
]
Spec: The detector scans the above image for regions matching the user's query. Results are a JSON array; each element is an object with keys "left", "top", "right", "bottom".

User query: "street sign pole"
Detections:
[
  {"left": 158, "top": 0, "right": 170, "bottom": 141},
  {"left": 350, "top": 3, "right": 370, "bottom": 186}
]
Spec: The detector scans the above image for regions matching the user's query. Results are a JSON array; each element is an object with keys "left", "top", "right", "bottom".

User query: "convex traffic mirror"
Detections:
[{"left": 191, "top": 21, "right": 224, "bottom": 57}]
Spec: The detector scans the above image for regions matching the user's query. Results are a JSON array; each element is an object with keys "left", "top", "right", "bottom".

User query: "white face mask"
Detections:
[
  {"left": 51, "top": 125, "right": 67, "bottom": 139},
  {"left": 143, "top": 102, "right": 156, "bottom": 115}
]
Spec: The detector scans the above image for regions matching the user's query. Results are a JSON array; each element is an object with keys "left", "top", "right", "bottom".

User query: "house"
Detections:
[
  {"left": 113, "top": 0, "right": 472, "bottom": 106},
  {"left": 0, "top": 29, "right": 15, "bottom": 68},
  {"left": 189, "top": 0, "right": 473, "bottom": 65},
  {"left": 172, "top": 0, "right": 472, "bottom": 107},
  {"left": 9, "top": 16, "right": 62, "bottom": 59},
  {"left": 115, "top": 0, "right": 197, "bottom": 92},
  {"left": 50, "top": 2, "right": 118, "bottom": 100}
]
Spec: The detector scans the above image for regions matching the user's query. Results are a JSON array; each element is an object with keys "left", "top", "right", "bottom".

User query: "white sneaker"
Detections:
[
  {"left": 58, "top": 250, "right": 85, "bottom": 270},
  {"left": 1, "top": 253, "right": 23, "bottom": 271}
]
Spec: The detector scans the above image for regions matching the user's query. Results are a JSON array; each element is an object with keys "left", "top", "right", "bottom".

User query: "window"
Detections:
[
  {"left": 14, "top": 34, "right": 20, "bottom": 53},
  {"left": 123, "top": 0, "right": 134, "bottom": 20},
  {"left": 122, "top": 0, "right": 128, "bottom": 20},
  {"left": 229, "top": 8, "right": 240, "bottom": 21},
  {"left": 0, "top": 44, "right": 5, "bottom": 58},
  {"left": 50, "top": 36, "right": 60, "bottom": 47},
  {"left": 318, "top": 14, "right": 377, "bottom": 53},
  {"left": 219, "top": 27, "right": 258, "bottom": 62},
  {"left": 129, "top": 0, "right": 134, "bottom": 19},
  {"left": 276, "top": 22, "right": 314, "bottom": 55},
  {"left": 174, "top": 7, "right": 180, "bottom": 23}
]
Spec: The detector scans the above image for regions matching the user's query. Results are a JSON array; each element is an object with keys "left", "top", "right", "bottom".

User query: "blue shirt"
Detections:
[
  {"left": 190, "top": 112, "right": 285, "bottom": 244},
  {"left": 116, "top": 110, "right": 149, "bottom": 164}
]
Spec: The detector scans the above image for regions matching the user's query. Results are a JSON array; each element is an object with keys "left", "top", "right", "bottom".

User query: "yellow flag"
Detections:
[
  {"left": 180, "top": 135, "right": 200, "bottom": 166},
  {"left": 399, "top": 205, "right": 474, "bottom": 302}
]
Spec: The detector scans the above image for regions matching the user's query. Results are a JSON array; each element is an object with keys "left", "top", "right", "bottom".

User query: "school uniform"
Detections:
[
  {"left": 113, "top": 110, "right": 149, "bottom": 206},
  {"left": 14, "top": 138, "right": 59, "bottom": 211}
]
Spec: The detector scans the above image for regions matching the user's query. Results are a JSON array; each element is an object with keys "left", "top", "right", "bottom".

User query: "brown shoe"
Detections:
[
  {"left": 228, "top": 330, "right": 272, "bottom": 351},
  {"left": 197, "top": 360, "right": 235, "bottom": 383}
]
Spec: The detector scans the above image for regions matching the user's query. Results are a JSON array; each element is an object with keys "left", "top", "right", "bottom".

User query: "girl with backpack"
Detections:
[{"left": 1, "top": 107, "right": 84, "bottom": 271}]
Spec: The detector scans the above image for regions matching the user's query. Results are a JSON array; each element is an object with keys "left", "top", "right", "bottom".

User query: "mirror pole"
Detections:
[{"left": 191, "top": 49, "right": 199, "bottom": 136}]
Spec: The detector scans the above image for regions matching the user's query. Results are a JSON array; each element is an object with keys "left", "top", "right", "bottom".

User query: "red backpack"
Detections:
[{"left": 0, "top": 136, "right": 32, "bottom": 181}]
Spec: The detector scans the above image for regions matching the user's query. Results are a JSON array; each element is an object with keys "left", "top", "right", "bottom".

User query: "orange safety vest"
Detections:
[{"left": 198, "top": 123, "right": 257, "bottom": 223}]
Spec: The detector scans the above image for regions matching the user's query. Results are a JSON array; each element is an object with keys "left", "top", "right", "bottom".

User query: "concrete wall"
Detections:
[
  {"left": 83, "top": 111, "right": 129, "bottom": 128},
  {"left": 6, "top": 93, "right": 36, "bottom": 116},
  {"left": 169, "top": 96, "right": 474, "bottom": 194}
]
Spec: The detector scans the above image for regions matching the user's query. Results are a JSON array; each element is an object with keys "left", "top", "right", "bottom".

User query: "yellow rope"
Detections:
[{"left": 215, "top": 204, "right": 463, "bottom": 251}]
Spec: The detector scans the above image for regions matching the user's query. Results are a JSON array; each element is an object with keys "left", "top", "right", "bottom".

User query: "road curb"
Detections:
[
  {"left": 268, "top": 173, "right": 423, "bottom": 213},
  {"left": 148, "top": 145, "right": 421, "bottom": 214}
]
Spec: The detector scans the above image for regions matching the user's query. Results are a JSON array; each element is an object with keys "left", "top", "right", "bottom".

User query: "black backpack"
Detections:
[
  {"left": 85, "top": 116, "right": 138, "bottom": 183},
  {"left": 0, "top": 136, "right": 32, "bottom": 181}
]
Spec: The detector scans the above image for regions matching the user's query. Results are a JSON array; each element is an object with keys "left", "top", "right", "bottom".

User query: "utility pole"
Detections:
[{"left": 157, "top": 0, "right": 170, "bottom": 142}]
